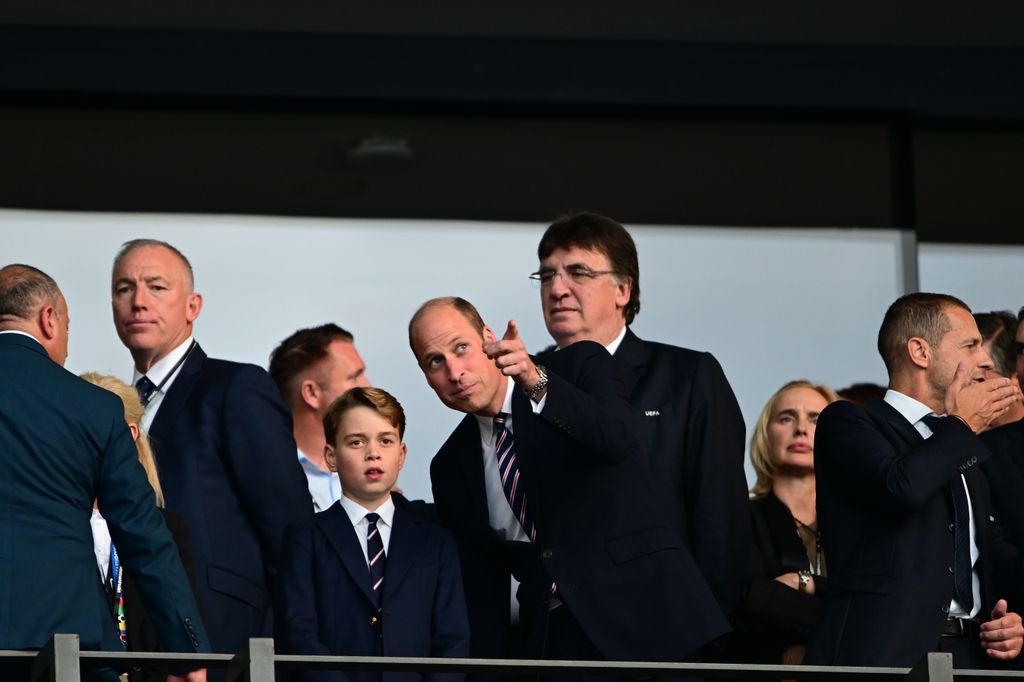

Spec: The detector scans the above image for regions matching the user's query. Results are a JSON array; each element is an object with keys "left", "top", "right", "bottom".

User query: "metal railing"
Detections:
[{"left": 12, "top": 635, "right": 1024, "bottom": 682}]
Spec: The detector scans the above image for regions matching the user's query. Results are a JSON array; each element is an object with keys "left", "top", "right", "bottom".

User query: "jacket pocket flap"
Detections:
[{"left": 207, "top": 564, "right": 267, "bottom": 609}]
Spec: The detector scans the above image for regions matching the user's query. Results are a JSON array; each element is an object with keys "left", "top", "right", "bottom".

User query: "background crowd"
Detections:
[{"left": 3, "top": 212, "right": 1024, "bottom": 682}]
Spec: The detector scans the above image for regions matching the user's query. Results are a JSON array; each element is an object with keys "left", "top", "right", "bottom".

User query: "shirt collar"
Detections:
[
  {"left": 474, "top": 377, "right": 515, "bottom": 436},
  {"left": 605, "top": 325, "right": 628, "bottom": 355},
  {"left": 0, "top": 330, "right": 39, "bottom": 342},
  {"left": 339, "top": 493, "right": 395, "bottom": 527},
  {"left": 884, "top": 388, "right": 936, "bottom": 426},
  {"left": 133, "top": 336, "right": 194, "bottom": 385}
]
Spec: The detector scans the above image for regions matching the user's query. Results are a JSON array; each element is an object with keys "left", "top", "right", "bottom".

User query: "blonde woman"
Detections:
[
  {"left": 82, "top": 372, "right": 203, "bottom": 682},
  {"left": 731, "top": 380, "right": 839, "bottom": 665}
]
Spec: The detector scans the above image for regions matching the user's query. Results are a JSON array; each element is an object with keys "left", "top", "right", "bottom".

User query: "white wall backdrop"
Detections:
[
  {"left": 919, "top": 243, "right": 1024, "bottom": 316},
  {"left": 3, "top": 209, "right": 908, "bottom": 497}
]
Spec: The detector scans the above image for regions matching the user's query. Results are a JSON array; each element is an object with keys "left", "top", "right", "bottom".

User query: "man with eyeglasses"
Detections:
[{"left": 534, "top": 212, "right": 750, "bottom": 626}]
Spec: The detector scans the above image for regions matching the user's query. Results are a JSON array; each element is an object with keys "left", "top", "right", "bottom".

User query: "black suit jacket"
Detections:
[
  {"left": 730, "top": 493, "right": 827, "bottom": 663},
  {"left": 147, "top": 344, "right": 313, "bottom": 655},
  {"left": 279, "top": 496, "right": 470, "bottom": 682},
  {"left": 0, "top": 333, "right": 208, "bottom": 664},
  {"left": 806, "top": 397, "right": 1019, "bottom": 666},
  {"left": 980, "top": 419, "right": 1024, "bottom": 607},
  {"left": 609, "top": 329, "right": 749, "bottom": 617},
  {"left": 431, "top": 340, "right": 729, "bottom": 663}
]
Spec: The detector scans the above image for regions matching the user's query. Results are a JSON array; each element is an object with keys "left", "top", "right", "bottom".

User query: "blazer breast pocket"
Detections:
[{"left": 606, "top": 526, "right": 681, "bottom": 565}]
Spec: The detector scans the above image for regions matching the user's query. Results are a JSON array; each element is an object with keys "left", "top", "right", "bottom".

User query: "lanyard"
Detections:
[
  {"left": 140, "top": 339, "right": 197, "bottom": 407},
  {"left": 110, "top": 543, "right": 127, "bottom": 647}
]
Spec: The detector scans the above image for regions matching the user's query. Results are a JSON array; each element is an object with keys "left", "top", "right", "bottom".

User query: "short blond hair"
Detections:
[
  {"left": 80, "top": 372, "right": 165, "bottom": 507},
  {"left": 749, "top": 380, "right": 840, "bottom": 499}
]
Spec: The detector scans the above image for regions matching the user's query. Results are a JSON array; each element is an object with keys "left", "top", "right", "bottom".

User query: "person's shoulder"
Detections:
[
  {"left": 629, "top": 333, "right": 712, "bottom": 366},
  {"left": 981, "top": 417, "right": 1024, "bottom": 450}
]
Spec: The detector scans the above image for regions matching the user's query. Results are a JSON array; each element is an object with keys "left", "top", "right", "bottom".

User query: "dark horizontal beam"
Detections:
[{"left": 3, "top": 26, "right": 1024, "bottom": 121}]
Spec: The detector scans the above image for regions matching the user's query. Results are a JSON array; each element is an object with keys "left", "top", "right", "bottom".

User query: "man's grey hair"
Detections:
[
  {"left": 0, "top": 264, "right": 62, "bottom": 320},
  {"left": 112, "top": 239, "right": 195, "bottom": 290}
]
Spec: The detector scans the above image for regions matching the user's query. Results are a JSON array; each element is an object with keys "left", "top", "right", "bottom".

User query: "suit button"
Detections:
[
  {"left": 541, "top": 549, "right": 553, "bottom": 559},
  {"left": 185, "top": 617, "right": 193, "bottom": 626},
  {"left": 941, "top": 605, "right": 950, "bottom": 614},
  {"left": 948, "top": 566, "right": 954, "bottom": 574},
  {"left": 370, "top": 616, "right": 379, "bottom": 626},
  {"left": 948, "top": 523, "right": 955, "bottom": 532}
]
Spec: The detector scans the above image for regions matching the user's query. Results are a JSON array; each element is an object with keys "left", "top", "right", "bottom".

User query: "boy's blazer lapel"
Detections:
[{"left": 316, "top": 504, "right": 377, "bottom": 607}]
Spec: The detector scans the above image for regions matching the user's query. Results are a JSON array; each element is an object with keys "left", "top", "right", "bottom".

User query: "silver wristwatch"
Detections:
[{"left": 525, "top": 364, "right": 549, "bottom": 401}]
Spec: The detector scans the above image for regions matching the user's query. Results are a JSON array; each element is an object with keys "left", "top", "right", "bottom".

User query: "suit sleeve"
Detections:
[
  {"left": 96, "top": 399, "right": 211, "bottom": 655},
  {"left": 278, "top": 521, "right": 349, "bottom": 682},
  {"left": 816, "top": 400, "right": 991, "bottom": 513},
  {"left": 538, "top": 341, "right": 635, "bottom": 464},
  {"left": 222, "top": 365, "right": 314, "bottom": 610},
  {"left": 682, "top": 352, "right": 750, "bottom": 617},
  {"left": 428, "top": 530, "right": 471, "bottom": 682}
]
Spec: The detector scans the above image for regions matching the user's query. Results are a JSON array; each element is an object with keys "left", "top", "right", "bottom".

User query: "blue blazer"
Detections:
[
  {"left": 0, "top": 334, "right": 208, "bottom": 663},
  {"left": 278, "top": 497, "right": 470, "bottom": 682},
  {"left": 147, "top": 344, "right": 313, "bottom": 655}
]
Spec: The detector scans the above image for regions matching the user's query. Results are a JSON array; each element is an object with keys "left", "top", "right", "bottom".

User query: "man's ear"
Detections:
[
  {"left": 614, "top": 277, "right": 632, "bottom": 310},
  {"left": 324, "top": 444, "right": 338, "bottom": 472},
  {"left": 907, "top": 336, "right": 930, "bottom": 369},
  {"left": 300, "top": 379, "right": 320, "bottom": 410},
  {"left": 185, "top": 292, "right": 203, "bottom": 323},
  {"left": 482, "top": 326, "right": 497, "bottom": 344},
  {"left": 37, "top": 304, "right": 58, "bottom": 341}
]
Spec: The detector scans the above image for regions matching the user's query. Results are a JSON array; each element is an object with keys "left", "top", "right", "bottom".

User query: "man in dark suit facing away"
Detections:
[
  {"left": 0, "top": 263, "right": 208, "bottom": 682},
  {"left": 535, "top": 212, "right": 750, "bottom": 619},
  {"left": 408, "top": 296, "right": 727, "bottom": 666},
  {"left": 110, "top": 240, "right": 312, "bottom": 662},
  {"left": 807, "top": 292, "right": 1024, "bottom": 668}
]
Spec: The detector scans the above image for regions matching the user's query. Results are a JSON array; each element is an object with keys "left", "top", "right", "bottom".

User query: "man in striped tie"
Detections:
[{"left": 409, "top": 297, "right": 728, "bottom": 672}]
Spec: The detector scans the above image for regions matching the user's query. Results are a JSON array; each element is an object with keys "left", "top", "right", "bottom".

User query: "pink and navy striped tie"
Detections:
[
  {"left": 494, "top": 413, "right": 537, "bottom": 542},
  {"left": 366, "top": 512, "right": 386, "bottom": 609}
]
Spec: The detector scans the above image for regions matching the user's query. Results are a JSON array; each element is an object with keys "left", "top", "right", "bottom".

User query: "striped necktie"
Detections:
[
  {"left": 494, "top": 413, "right": 537, "bottom": 542},
  {"left": 366, "top": 512, "right": 386, "bottom": 609}
]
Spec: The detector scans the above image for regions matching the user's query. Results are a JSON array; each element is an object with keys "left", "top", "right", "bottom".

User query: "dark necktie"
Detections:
[
  {"left": 922, "top": 414, "right": 974, "bottom": 612},
  {"left": 494, "top": 413, "right": 538, "bottom": 542},
  {"left": 365, "top": 513, "right": 386, "bottom": 610},
  {"left": 135, "top": 375, "right": 158, "bottom": 407}
]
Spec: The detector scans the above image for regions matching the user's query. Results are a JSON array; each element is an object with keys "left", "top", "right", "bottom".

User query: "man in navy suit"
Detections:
[
  {"left": 534, "top": 212, "right": 749, "bottom": 619},
  {"left": 110, "top": 240, "right": 312, "bottom": 660},
  {"left": 807, "top": 293, "right": 1024, "bottom": 667},
  {"left": 408, "top": 297, "right": 727, "bottom": 665},
  {"left": 0, "top": 263, "right": 208, "bottom": 682},
  {"left": 279, "top": 387, "right": 469, "bottom": 682}
]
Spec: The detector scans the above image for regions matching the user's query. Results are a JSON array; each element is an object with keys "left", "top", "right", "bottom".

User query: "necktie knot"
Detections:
[
  {"left": 365, "top": 512, "right": 380, "bottom": 525},
  {"left": 135, "top": 375, "right": 158, "bottom": 407},
  {"left": 922, "top": 414, "right": 945, "bottom": 431}
]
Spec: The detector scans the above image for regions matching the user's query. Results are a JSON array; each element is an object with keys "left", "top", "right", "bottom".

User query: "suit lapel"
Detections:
[
  {"left": 148, "top": 344, "right": 205, "bottom": 451},
  {"left": 612, "top": 328, "right": 649, "bottom": 397},
  {"left": 316, "top": 504, "right": 377, "bottom": 607},
  {"left": 452, "top": 415, "right": 490, "bottom": 526},
  {"left": 382, "top": 504, "right": 420, "bottom": 601},
  {"left": 869, "top": 398, "right": 926, "bottom": 449}
]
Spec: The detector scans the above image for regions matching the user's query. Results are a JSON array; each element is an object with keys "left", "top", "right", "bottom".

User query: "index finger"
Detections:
[{"left": 503, "top": 320, "right": 519, "bottom": 341}]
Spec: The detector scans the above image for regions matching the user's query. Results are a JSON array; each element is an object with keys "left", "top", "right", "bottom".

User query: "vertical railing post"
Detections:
[
  {"left": 227, "top": 637, "right": 275, "bottom": 682},
  {"left": 908, "top": 651, "right": 953, "bottom": 682},
  {"left": 31, "top": 634, "right": 81, "bottom": 682}
]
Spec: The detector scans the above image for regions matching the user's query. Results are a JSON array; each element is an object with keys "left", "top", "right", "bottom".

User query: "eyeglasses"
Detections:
[{"left": 528, "top": 266, "right": 619, "bottom": 287}]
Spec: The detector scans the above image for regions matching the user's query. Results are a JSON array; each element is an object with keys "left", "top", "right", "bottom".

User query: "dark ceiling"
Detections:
[{"left": 2, "top": 1, "right": 1023, "bottom": 243}]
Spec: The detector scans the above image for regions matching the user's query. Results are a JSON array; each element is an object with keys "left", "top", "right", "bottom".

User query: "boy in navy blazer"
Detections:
[{"left": 279, "top": 387, "right": 470, "bottom": 682}]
